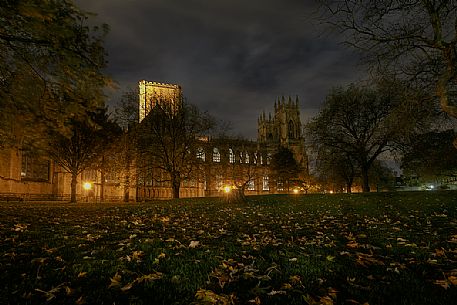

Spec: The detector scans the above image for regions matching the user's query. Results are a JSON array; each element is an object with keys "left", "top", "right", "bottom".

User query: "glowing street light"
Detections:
[
  {"left": 223, "top": 185, "right": 232, "bottom": 193},
  {"left": 293, "top": 188, "right": 299, "bottom": 194},
  {"left": 83, "top": 182, "right": 92, "bottom": 190},
  {"left": 83, "top": 182, "right": 92, "bottom": 203}
]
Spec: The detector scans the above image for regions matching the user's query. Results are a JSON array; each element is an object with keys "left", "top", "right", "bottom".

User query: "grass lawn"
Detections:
[{"left": 1, "top": 191, "right": 457, "bottom": 304}]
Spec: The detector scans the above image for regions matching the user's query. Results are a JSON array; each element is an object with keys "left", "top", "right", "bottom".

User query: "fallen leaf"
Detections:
[
  {"left": 189, "top": 240, "right": 200, "bottom": 248},
  {"left": 109, "top": 273, "right": 122, "bottom": 288}
]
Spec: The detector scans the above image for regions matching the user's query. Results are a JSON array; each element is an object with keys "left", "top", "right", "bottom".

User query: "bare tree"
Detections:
[
  {"left": 307, "top": 81, "right": 432, "bottom": 192},
  {"left": 137, "top": 99, "right": 214, "bottom": 199},
  {"left": 314, "top": 146, "right": 357, "bottom": 193},
  {"left": 113, "top": 89, "right": 141, "bottom": 202},
  {"left": 223, "top": 143, "right": 264, "bottom": 203},
  {"left": 48, "top": 108, "right": 120, "bottom": 203},
  {"left": 319, "top": 0, "right": 457, "bottom": 119}
]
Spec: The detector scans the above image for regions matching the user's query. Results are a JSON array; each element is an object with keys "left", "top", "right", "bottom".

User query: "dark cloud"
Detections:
[{"left": 75, "top": 0, "right": 364, "bottom": 139}]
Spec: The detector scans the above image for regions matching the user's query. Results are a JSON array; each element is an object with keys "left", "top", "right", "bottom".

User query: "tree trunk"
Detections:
[
  {"left": 70, "top": 172, "right": 78, "bottom": 203},
  {"left": 123, "top": 140, "right": 131, "bottom": 202},
  {"left": 346, "top": 182, "right": 352, "bottom": 194},
  {"left": 361, "top": 165, "right": 370, "bottom": 192},
  {"left": 172, "top": 177, "right": 180, "bottom": 199},
  {"left": 124, "top": 175, "right": 130, "bottom": 202},
  {"left": 100, "top": 161, "right": 105, "bottom": 202},
  {"left": 226, "top": 186, "right": 246, "bottom": 204}
]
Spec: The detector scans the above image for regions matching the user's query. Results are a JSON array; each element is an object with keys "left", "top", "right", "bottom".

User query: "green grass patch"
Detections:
[{"left": 1, "top": 191, "right": 457, "bottom": 304}]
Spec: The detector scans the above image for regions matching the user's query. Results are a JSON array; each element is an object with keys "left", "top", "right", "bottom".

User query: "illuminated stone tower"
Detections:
[
  {"left": 138, "top": 80, "right": 183, "bottom": 122},
  {"left": 258, "top": 96, "right": 307, "bottom": 167}
]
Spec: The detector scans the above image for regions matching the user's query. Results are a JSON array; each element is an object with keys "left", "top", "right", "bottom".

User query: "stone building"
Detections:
[
  {"left": 138, "top": 80, "right": 182, "bottom": 122},
  {"left": 258, "top": 96, "right": 308, "bottom": 170},
  {"left": 135, "top": 83, "right": 308, "bottom": 200},
  {"left": 135, "top": 136, "right": 273, "bottom": 201},
  {"left": 0, "top": 81, "right": 307, "bottom": 201},
  {"left": 0, "top": 146, "right": 136, "bottom": 201}
]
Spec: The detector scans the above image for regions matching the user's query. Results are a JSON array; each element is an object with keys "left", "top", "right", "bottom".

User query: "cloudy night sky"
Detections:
[{"left": 75, "top": 0, "right": 365, "bottom": 139}]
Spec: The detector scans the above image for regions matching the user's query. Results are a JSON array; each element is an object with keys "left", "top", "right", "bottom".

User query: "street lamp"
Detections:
[
  {"left": 83, "top": 182, "right": 92, "bottom": 202},
  {"left": 223, "top": 185, "right": 232, "bottom": 193}
]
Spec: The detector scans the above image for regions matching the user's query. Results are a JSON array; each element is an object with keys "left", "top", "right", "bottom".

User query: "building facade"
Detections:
[
  {"left": 0, "top": 81, "right": 307, "bottom": 201},
  {"left": 258, "top": 96, "right": 308, "bottom": 170},
  {"left": 138, "top": 80, "right": 182, "bottom": 122}
]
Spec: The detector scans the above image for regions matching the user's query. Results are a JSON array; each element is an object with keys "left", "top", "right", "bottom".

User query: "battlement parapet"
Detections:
[
  {"left": 139, "top": 80, "right": 181, "bottom": 89},
  {"left": 138, "top": 80, "right": 183, "bottom": 122}
]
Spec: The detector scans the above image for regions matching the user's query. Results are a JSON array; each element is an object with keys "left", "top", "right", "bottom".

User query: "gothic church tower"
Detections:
[
  {"left": 138, "top": 80, "right": 182, "bottom": 122},
  {"left": 258, "top": 96, "right": 307, "bottom": 168}
]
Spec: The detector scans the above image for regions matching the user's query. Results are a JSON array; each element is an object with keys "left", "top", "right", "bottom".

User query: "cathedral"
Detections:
[
  {"left": 0, "top": 81, "right": 307, "bottom": 201},
  {"left": 258, "top": 96, "right": 307, "bottom": 170}
]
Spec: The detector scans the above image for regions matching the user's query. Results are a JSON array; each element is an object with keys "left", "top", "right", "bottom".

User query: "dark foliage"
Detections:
[
  {"left": 0, "top": 0, "right": 109, "bottom": 145},
  {"left": 47, "top": 108, "right": 122, "bottom": 203},
  {"left": 402, "top": 129, "right": 457, "bottom": 179}
]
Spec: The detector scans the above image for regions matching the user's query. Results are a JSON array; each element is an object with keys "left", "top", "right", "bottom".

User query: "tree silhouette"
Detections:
[
  {"left": 270, "top": 146, "right": 301, "bottom": 193},
  {"left": 48, "top": 108, "right": 121, "bottom": 203},
  {"left": 137, "top": 99, "right": 214, "bottom": 199},
  {"left": 320, "top": 0, "right": 457, "bottom": 120},
  {"left": 307, "top": 81, "right": 432, "bottom": 192},
  {"left": 0, "top": 0, "right": 109, "bottom": 146}
]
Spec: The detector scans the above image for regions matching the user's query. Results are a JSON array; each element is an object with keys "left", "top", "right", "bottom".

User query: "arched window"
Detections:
[
  {"left": 288, "top": 120, "right": 295, "bottom": 139},
  {"left": 196, "top": 147, "right": 205, "bottom": 161},
  {"left": 247, "top": 180, "right": 255, "bottom": 190},
  {"left": 216, "top": 174, "right": 223, "bottom": 190},
  {"left": 213, "top": 147, "right": 221, "bottom": 162},
  {"left": 245, "top": 152, "right": 249, "bottom": 164},
  {"left": 239, "top": 151, "right": 243, "bottom": 163},
  {"left": 229, "top": 148, "right": 235, "bottom": 163},
  {"left": 263, "top": 176, "right": 269, "bottom": 191}
]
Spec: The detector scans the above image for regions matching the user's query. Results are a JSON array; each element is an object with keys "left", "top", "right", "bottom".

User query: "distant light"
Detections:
[
  {"left": 83, "top": 182, "right": 92, "bottom": 190},
  {"left": 223, "top": 186, "right": 232, "bottom": 193},
  {"left": 329, "top": 190, "right": 334, "bottom": 194},
  {"left": 430, "top": 185, "right": 434, "bottom": 189},
  {"left": 293, "top": 188, "right": 299, "bottom": 194}
]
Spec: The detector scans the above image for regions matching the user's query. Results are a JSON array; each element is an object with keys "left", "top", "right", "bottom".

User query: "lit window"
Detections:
[
  {"left": 229, "top": 148, "right": 235, "bottom": 163},
  {"left": 216, "top": 174, "right": 223, "bottom": 190},
  {"left": 254, "top": 152, "right": 258, "bottom": 164},
  {"left": 267, "top": 153, "right": 271, "bottom": 165},
  {"left": 263, "top": 176, "right": 269, "bottom": 191},
  {"left": 239, "top": 151, "right": 243, "bottom": 163},
  {"left": 196, "top": 147, "right": 205, "bottom": 161},
  {"left": 246, "top": 180, "right": 255, "bottom": 190},
  {"left": 213, "top": 147, "right": 220, "bottom": 162},
  {"left": 289, "top": 120, "right": 295, "bottom": 139},
  {"left": 245, "top": 152, "right": 249, "bottom": 164},
  {"left": 277, "top": 180, "right": 284, "bottom": 191}
]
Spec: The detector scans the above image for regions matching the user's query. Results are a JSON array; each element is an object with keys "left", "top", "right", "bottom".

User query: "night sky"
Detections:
[{"left": 75, "top": 0, "right": 364, "bottom": 139}]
